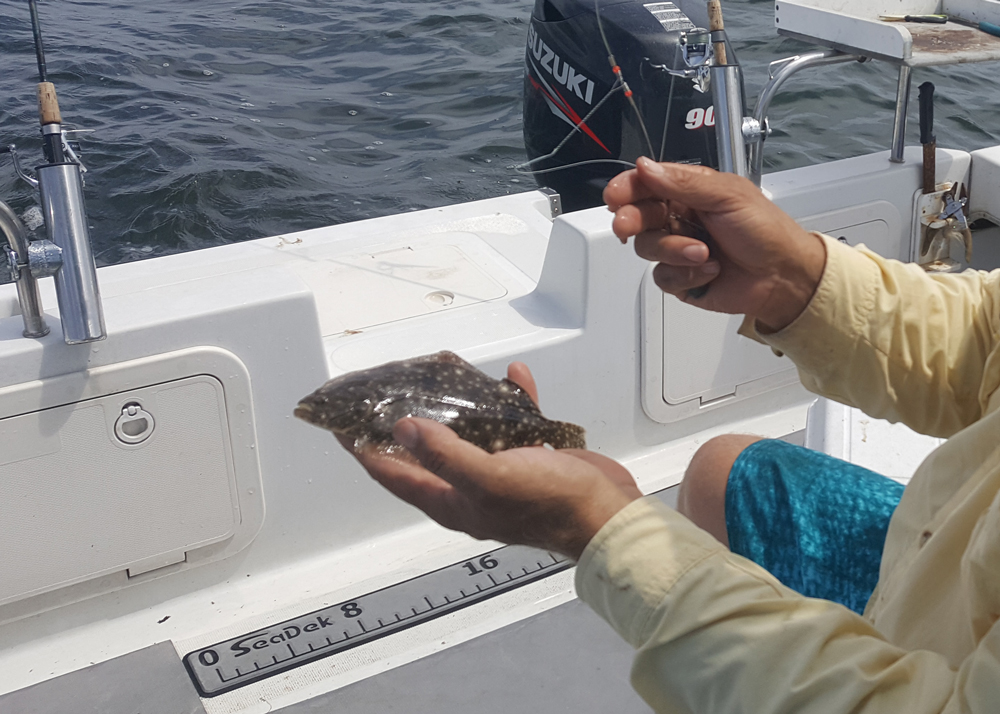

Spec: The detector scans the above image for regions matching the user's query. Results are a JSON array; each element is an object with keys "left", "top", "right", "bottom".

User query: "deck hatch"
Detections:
[{"left": 0, "top": 375, "right": 239, "bottom": 606}]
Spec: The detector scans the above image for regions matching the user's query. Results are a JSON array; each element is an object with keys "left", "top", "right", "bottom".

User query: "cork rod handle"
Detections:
[
  {"left": 707, "top": 0, "right": 727, "bottom": 65},
  {"left": 37, "top": 81, "right": 62, "bottom": 126}
]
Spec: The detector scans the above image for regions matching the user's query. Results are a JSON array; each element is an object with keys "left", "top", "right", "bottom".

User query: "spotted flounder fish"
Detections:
[{"left": 294, "top": 351, "right": 585, "bottom": 453}]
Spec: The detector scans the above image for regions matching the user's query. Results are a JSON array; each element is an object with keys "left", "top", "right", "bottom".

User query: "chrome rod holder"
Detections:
[
  {"left": 37, "top": 162, "right": 105, "bottom": 344},
  {"left": 710, "top": 64, "right": 750, "bottom": 178}
]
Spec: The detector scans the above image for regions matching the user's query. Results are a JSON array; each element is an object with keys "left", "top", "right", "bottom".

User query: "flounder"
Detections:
[{"left": 294, "top": 351, "right": 585, "bottom": 453}]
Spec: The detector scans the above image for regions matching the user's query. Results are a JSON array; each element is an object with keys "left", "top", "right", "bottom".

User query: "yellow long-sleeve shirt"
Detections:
[{"left": 576, "top": 234, "right": 1000, "bottom": 713}]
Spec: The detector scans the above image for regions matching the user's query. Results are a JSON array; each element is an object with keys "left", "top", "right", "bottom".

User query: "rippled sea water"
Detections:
[{"left": 1, "top": 0, "right": 999, "bottom": 265}]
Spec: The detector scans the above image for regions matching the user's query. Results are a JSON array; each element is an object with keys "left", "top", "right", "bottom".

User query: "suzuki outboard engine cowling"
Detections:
[{"left": 523, "top": 0, "right": 738, "bottom": 211}]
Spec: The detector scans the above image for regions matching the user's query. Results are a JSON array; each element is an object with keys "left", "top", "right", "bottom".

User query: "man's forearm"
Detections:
[
  {"left": 760, "top": 235, "right": 999, "bottom": 436},
  {"left": 576, "top": 499, "right": 958, "bottom": 714}
]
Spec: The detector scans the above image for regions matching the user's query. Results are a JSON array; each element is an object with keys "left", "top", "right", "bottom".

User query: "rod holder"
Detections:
[
  {"left": 710, "top": 64, "right": 749, "bottom": 178},
  {"left": 37, "top": 163, "right": 106, "bottom": 344}
]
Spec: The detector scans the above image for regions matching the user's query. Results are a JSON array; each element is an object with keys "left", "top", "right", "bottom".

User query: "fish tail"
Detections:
[{"left": 548, "top": 421, "right": 586, "bottom": 449}]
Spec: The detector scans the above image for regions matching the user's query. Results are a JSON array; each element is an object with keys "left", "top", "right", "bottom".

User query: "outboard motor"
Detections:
[{"left": 523, "top": 0, "right": 739, "bottom": 211}]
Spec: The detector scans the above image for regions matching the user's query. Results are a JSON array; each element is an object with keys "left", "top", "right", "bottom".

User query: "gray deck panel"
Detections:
[
  {"left": 277, "top": 598, "right": 652, "bottom": 714},
  {"left": 0, "top": 641, "right": 206, "bottom": 714},
  {"left": 278, "top": 487, "right": 680, "bottom": 714}
]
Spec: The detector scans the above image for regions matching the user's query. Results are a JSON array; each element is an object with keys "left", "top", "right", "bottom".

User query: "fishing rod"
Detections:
[
  {"left": 29, "top": 0, "right": 67, "bottom": 164},
  {"left": 0, "top": 0, "right": 106, "bottom": 343}
]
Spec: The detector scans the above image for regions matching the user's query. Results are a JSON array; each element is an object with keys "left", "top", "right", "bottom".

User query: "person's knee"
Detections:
[
  {"left": 678, "top": 434, "right": 763, "bottom": 546},
  {"left": 686, "top": 434, "right": 763, "bottom": 487}
]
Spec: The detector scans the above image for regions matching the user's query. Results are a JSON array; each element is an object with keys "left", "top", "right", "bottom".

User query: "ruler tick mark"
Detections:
[{"left": 183, "top": 545, "right": 574, "bottom": 696}]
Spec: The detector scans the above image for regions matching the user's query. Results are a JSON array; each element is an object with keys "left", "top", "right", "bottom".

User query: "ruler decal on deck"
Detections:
[{"left": 184, "top": 544, "right": 571, "bottom": 696}]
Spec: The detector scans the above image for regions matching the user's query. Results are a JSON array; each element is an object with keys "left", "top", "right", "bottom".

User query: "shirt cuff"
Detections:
[{"left": 574, "top": 497, "right": 726, "bottom": 648}]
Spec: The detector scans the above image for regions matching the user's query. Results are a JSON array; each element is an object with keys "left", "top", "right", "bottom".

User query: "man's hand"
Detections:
[
  {"left": 604, "top": 157, "right": 827, "bottom": 332},
  {"left": 350, "top": 363, "right": 642, "bottom": 560}
]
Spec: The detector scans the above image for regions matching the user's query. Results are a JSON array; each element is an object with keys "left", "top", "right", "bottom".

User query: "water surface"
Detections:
[{"left": 1, "top": 0, "right": 998, "bottom": 265}]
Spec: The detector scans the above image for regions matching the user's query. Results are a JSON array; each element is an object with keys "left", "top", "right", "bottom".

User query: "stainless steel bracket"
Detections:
[
  {"left": 538, "top": 186, "right": 562, "bottom": 219},
  {"left": 890, "top": 64, "right": 912, "bottom": 164},
  {"left": 0, "top": 200, "right": 54, "bottom": 337}
]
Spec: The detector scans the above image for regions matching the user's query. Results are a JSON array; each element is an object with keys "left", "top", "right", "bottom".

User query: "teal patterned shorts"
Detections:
[{"left": 725, "top": 439, "right": 905, "bottom": 614}]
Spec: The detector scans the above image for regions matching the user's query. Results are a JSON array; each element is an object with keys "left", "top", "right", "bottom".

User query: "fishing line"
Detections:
[
  {"left": 595, "top": 0, "right": 655, "bottom": 158},
  {"left": 658, "top": 43, "right": 682, "bottom": 162},
  {"left": 518, "top": 158, "right": 637, "bottom": 175},
  {"left": 514, "top": 0, "right": 667, "bottom": 176},
  {"left": 513, "top": 79, "right": 626, "bottom": 174}
]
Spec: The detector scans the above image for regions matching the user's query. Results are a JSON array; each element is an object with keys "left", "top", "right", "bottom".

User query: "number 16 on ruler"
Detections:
[{"left": 462, "top": 555, "right": 499, "bottom": 576}]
